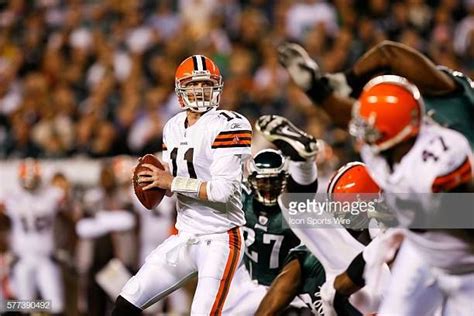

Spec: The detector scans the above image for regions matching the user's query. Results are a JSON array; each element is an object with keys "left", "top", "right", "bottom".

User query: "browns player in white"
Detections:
[
  {"left": 349, "top": 75, "right": 474, "bottom": 315},
  {"left": 0, "top": 159, "right": 66, "bottom": 314},
  {"left": 112, "top": 156, "right": 191, "bottom": 314},
  {"left": 112, "top": 55, "right": 252, "bottom": 315}
]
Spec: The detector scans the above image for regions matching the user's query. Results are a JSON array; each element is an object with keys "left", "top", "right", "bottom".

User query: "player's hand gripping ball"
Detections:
[{"left": 133, "top": 154, "right": 166, "bottom": 210}]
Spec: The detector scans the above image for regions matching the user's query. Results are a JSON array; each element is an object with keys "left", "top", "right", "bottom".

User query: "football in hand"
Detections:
[{"left": 133, "top": 154, "right": 166, "bottom": 210}]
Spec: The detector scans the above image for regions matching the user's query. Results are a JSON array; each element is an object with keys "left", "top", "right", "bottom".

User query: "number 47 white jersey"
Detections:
[
  {"left": 361, "top": 122, "right": 472, "bottom": 194},
  {"left": 162, "top": 109, "right": 252, "bottom": 235},
  {"left": 361, "top": 122, "right": 474, "bottom": 273}
]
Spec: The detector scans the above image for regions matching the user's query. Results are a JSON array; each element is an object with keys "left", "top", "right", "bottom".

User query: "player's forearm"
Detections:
[
  {"left": 171, "top": 177, "right": 237, "bottom": 203},
  {"left": 202, "top": 154, "right": 246, "bottom": 203},
  {"left": 256, "top": 286, "right": 298, "bottom": 316},
  {"left": 350, "top": 41, "right": 456, "bottom": 95},
  {"left": 205, "top": 179, "right": 240, "bottom": 203},
  {"left": 334, "top": 271, "right": 363, "bottom": 296},
  {"left": 320, "top": 94, "right": 354, "bottom": 129},
  {"left": 256, "top": 260, "right": 301, "bottom": 315}
]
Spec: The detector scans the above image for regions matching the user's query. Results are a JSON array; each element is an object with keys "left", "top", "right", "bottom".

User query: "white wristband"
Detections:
[{"left": 171, "top": 176, "right": 202, "bottom": 196}]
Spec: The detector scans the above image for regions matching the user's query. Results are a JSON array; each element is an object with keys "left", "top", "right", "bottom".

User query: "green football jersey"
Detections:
[
  {"left": 286, "top": 245, "right": 361, "bottom": 316},
  {"left": 424, "top": 69, "right": 474, "bottom": 148},
  {"left": 242, "top": 187, "right": 300, "bottom": 286}
]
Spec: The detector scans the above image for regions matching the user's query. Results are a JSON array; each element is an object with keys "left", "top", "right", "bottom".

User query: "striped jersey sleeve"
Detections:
[
  {"left": 211, "top": 130, "right": 252, "bottom": 149},
  {"left": 432, "top": 157, "right": 472, "bottom": 192},
  {"left": 210, "top": 111, "right": 253, "bottom": 157}
]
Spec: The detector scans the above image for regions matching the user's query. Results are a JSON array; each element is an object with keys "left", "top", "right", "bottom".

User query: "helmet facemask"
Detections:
[
  {"left": 249, "top": 173, "right": 288, "bottom": 206},
  {"left": 248, "top": 150, "right": 289, "bottom": 207},
  {"left": 349, "top": 104, "right": 383, "bottom": 145},
  {"left": 175, "top": 74, "right": 223, "bottom": 113}
]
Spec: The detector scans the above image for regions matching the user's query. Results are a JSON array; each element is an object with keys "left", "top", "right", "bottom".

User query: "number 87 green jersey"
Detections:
[{"left": 241, "top": 187, "right": 300, "bottom": 286}]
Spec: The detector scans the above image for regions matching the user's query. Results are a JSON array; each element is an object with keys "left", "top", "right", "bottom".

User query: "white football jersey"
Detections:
[
  {"left": 361, "top": 122, "right": 472, "bottom": 194},
  {"left": 361, "top": 122, "right": 474, "bottom": 273},
  {"left": 162, "top": 108, "right": 252, "bottom": 235},
  {"left": 1, "top": 186, "right": 64, "bottom": 258}
]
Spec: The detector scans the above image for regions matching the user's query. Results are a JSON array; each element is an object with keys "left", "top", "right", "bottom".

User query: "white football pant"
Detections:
[
  {"left": 12, "top": 256, "right": 64, "bottom": 313},
  {"left": 120, "top": 227, "right": 243, "bottom": 315}
]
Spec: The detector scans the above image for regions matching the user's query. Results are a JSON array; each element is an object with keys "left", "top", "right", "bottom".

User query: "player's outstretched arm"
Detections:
[
  {"left": 348, "top": 41, "right": 456, "bottom": 96},
  {"left": 255, "top": 259, "right": 302, "bottom": 316},
  {"left": 277, "top": 43, "right": 355, "bottom": 128},
  {"left": 278, "top": 41, "right": 457, "bottom": 129}
]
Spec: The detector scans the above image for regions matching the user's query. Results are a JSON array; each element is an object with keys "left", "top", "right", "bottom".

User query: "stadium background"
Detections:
[{"left": 0, "top": 0, "right": 474, "bottom": 315}]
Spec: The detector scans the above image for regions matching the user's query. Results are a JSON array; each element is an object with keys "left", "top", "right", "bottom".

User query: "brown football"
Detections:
[{"left": 133, "top": 154, "right": 166, "bottom": 210}]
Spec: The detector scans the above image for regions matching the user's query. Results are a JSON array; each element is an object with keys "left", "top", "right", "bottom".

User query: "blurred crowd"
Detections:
[{"left": 1, "top": 0, "right": 474, "bottom": 166}]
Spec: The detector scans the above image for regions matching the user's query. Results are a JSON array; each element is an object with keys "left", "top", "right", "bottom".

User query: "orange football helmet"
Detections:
[
  {"left": 175, "top": 55, "right": 223, "bottom": 113},
  {"left": 349, "top": 75, "right": 424, "bottom": 152},
  {"left": 18, "top": 159, "right": 42, "bottom": 191},
  {"left": 327, "top": 161, "right": 380, "bottom": 201}
]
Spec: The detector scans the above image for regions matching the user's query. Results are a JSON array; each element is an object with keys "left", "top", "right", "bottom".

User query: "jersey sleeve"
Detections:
[
  {"left": 205, "top": 112, "right": 252, "bottom": 203},
  {"left": 210, "top": 111, "right": 252, "bottom": 159},
  {"left": 415, "top": 126, "right": 474, "bottom": 193},
  {"left": 439, "top": 68, "right": 474, "bottom": 106},
  {"left": 429, "top": 136, "right": 473, "bottom": 192}
]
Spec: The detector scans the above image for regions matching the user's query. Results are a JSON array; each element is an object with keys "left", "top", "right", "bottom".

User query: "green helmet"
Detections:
[{"left": 248, "top": 149, "right": 289, "bottom": 206}]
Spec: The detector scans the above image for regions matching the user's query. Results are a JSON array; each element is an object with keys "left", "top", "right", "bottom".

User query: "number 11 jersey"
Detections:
[{"left": 162, "top": 108, "right": 252, "bottom": 235}]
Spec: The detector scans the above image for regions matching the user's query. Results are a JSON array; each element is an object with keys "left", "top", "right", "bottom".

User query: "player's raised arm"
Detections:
[
  {"left": 348, "top": 41, "right": 456, "bottom": 96},
  {"left": 277, "top": 42, "right": 354, "bottom": 128},
  {"left": 277, "top": 41, "right": 459, "bottom": 129}
]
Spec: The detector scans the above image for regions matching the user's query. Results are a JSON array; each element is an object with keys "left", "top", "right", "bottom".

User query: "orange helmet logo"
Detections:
[
  {"left": 327, "top": 162, "right": 380, "bottom": 202},
  {"left": 349, "top": 75, "right": 424, "bottom": 152},
  {"left": 175, "top": 55, "right": 223, "bottom": 113}
]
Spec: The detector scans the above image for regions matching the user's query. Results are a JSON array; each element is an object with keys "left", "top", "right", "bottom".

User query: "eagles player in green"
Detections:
[
  {"left": 256, "top": 245, "right": 362, "bottom": 316},
  {"left": 223, "top": 115, "right": 319, "bottom": 315},
  {"left": 278, "top": 40, "right": 474, "bottom": 148}
]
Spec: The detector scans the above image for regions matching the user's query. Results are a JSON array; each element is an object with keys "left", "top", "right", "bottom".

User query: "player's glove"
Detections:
[{"left": 277, "top": 42, "right": 333, "bottom": 104}]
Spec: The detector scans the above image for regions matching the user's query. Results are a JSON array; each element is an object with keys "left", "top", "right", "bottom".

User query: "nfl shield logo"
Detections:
[{"left": 259, "top": 216, "right": 268, "bottom": 225}]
